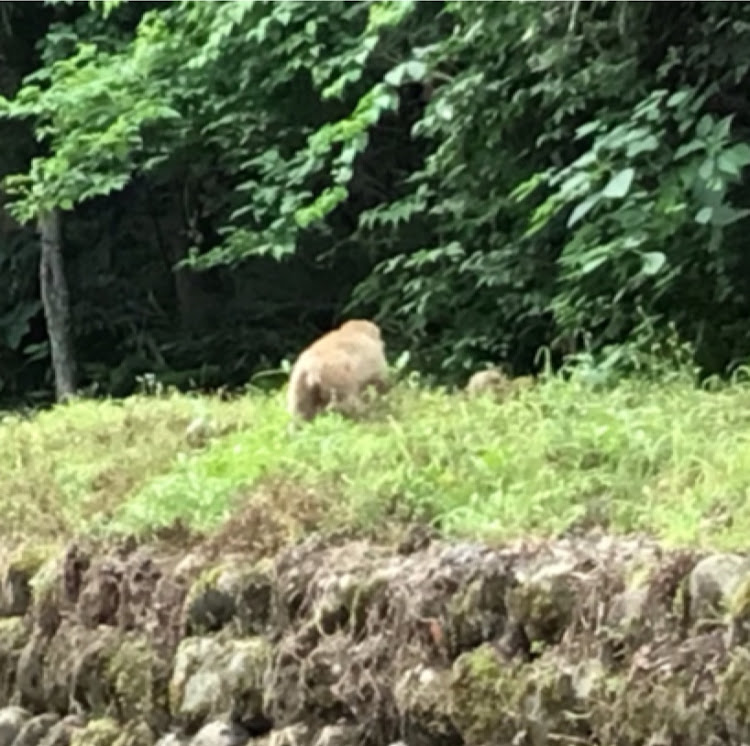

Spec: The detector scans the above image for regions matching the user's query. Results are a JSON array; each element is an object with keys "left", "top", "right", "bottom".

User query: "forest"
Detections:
[{"left": 1, "top": 0, "right": 750, "bottom": 404}]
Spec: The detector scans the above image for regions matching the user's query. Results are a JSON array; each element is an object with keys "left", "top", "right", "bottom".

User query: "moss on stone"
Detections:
[
  {"left": 450, "top": 645, "right": 604, "bottom": 745},
  {"left": 169, "top": 635, "right": 272, "bottom": 728},
  {"left": 449, "top": 644, "right": 523, "bottom": 745},
  {"left": 393, "top": 665, "right": 457, "bottom": 745},
  {"left": 112, "top": 721, "right": 155, "bottom": 746},
  {"left": 28, "top": 556, "right": 60, "bottom": 606},
  {"left": 349, "top": 572, "right": 389, "bottom": 633},
  {"left": 623, "top": 559, "right": 653, "bottom": 591},
  {"left": 507, "top": 565, "right": 576, "bottom": 645},
  {"left": 186, "top": 564, "right": 224, "bottom": 605},
  {"left": 72, "top": 719, "right": 154, "bottom": 746},
  {"left": 69, "top": 718, "right": 120, "bottom": 746},
  {"left": 718, "top": 649, "right": 750, "bottom": 742},
  {"left": 106, "top": 633, "right": 169, "bottom": 729},
  {"left": 728, "top": 574, "right": 750, "bottom": 619},
  {"left": 8, "top": 543, "right": 57, "bottom": 578},
  {"left": 0, "top": 616, "right": 28, "bottom": 701}
]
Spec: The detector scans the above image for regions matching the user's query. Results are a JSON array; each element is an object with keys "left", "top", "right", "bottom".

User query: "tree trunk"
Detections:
[{"left": 38, "top": 208, "right": 77, "bottom": 401}]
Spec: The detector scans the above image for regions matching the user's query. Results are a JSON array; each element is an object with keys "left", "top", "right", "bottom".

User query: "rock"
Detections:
[
  {"left": 68, "top": 719, "right": 155, "bottom": 746},
  {"left": 169, "top": 637, "right": 272, "bottom": 730},
  {"left": 0, "top": 547, "right": 55, "bottom": 619},
  {"left": 0, "top": 568, "right": 32, "bottom": 618},
  {"left": 173, "top": 555, "right": 209, "bottom": 586},
  {"left": 451, "top": 645, "right": 602, "bottom": 746},
  {"left": 43, "top": 623, "right": 122, "bottom": 715},
  {"left": 393, "top": 666, "right": 457, "bottom": 746},
  {"left": 75, "top": 558, "right": 123, "bottom": 629},
  {"left": 0, "top": 618, "right": 29, "bottom": 703},
  {"left": 184, "top": 558, "right": 273, "bottom": 636},
  {"left": 106, "top": 632, "right": 171, "bottom": 731},
  {"left": 310, "top": 724, "right": 360, "bottom": 746},
  {"left": 15, "top": 633, "right": 47, "bottom": 712},
  {"left": 152, "top": 735, "right": 186, "bottom": 746},
  {"left": 0, "top": 708, "right": 31, "bottom": 746},
  {"left": 112, "top": 722, "right": 155, "bottom": 746},
  {"left": 264, "top": 725, "right": 312, "bottom": 746},
  {"left": 687, "top": 553, "right": 750, "bottom": 624},
  {"left": 37, "top": 717, "right": 84, "bottom": 746},
  {"left": 117, "top": 553, "right": 163, "bottom": 631},
  {"left": 189, "top": 721, "right": 247, "bottom": 746},
  {"left": 449, "top": 644, "right": 523, "bottom": 745},
  {"left": 12, "top": 714, "right": 60, "bottom": 746},
  {"left": 607, "top": 587, "right": 650, "bottom": 629},
  {"left": 69, "top": 719, "right": 120, "bottom": 746},
  {"left": 507, "top": 560, "right": 579, "bottom": 646}
]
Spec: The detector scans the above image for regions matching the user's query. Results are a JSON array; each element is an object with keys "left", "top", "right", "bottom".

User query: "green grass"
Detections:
[{"left": 4, "top": 372, "right": 750, "bottom": 552}]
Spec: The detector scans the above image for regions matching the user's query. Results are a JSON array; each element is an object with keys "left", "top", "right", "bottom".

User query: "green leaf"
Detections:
[
  {"left": 674, "top": 140, "right": 705, "bottom": 160},
  {"left": 405, "top": 60, "right": 427, "bottom": 81},
  {"left": 626, "top": 136, "right": 658, "bottom": 157},
  {"left": 640, "top": 251, "right": 666, "bottom": 276},
  {"left": 384, "top": 63, "right": 407, "bottom": 87},
  {"left": 602, "top": 168, "right": 635, "bottom": 199},
  {"left": 509, "top": 172, "right": 544, "bottom": 202},
  {"left": 698, "top": 158, "right": 715, "bottom": 181},
  {"left": 695, "top": 206, "right": 713, "bottom": 224},
  {"left": 710, "top": 205, "right": 750, "bottom": 227},
  {"left": 574, "top": 120, "right": 601, "bottom": 140},
  {"left": 722, "top": 143, "right": 750, "bottom": 170},
  {"left": 567, "top": 193, "right": 601, "bottom": 227},
  {"left": 696, "top": 115, "right": 713, "bottom": 138},
  {"left": 666, "top": 90, "right": 690, "bottom": 108},
  {"left": 581, "top": 254, "right": 608, "bottom": 274}
]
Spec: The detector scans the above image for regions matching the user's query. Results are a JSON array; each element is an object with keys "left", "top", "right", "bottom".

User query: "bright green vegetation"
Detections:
[
  {"left": 4, "top": 371, "right": 750, "bottom": 552},
  {"left": 1, "top": 3, "right": 750, "bottom": 405}
]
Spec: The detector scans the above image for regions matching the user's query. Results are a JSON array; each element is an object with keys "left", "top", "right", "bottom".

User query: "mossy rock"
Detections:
[
  {"left": 42, "top": 623, "right": 122, "bottom": 716},
  {"left": 0, "top": 545, "right": 55, "bottom": 618},
  {"left": 393, "top": 665, "right": 458, "bottom": 746},
  {"left": 445, "top": 570, "right": 510, "bottom": 655},
  {"left": 16, "top": 633, "right": 49, "bottom": 712},
  {"left": 106, "top": 633, "right": 170, "bottom": 731},
  {"left": 256, "top": 724, "right": 312, "bottom": 746},
  {"left": 69, "top": 719, "right": 120, "bottom": 746},
  {"left": 169, "top": 636, "right": 272, "bottom": 731},
  {"left": 687, "top": 554, "right": 750, "bottom": 628},
  {"left": 726, "top": 572, "right": 750, "bottom": 646},
  {"left": 0, "top": 617, "right": 29, "bottom": 702},
  {"left": 0, "top": 706, "right": 31, "bottom": 746},
  {"left": 29, "top": 556, "right": 62, "bottom": 607},
  {"left": 190, "top": 720, "right": 251, "bottom": 746},
  {"left": 309, "top": 724, "right": 360, "bottom": 746},
  {"left": 13, "top": 713, "right": 60, "bottom": 746},
  {"left": 449, "top": 645, "right": 600, "bottom": 745},
  {"left": 68, "top": 719, "right": 155, "bottom": 746},
  {"left": 184, "top": 558, "right": 273, "bottom": 636},
  {"left": 448, "top": 644, "right": 524, "bottom": 745},
  {"left": 718, "top": 648, "right": 750, "bottom": 743},
  {"left": 507, "top": 561, "right": 578, "bottom": 647},
  {"left": 38, "top": 716, "right": 86, "bottom": 746},
  {"left": 112, "top": 721, "right": 155, "bottom": 746},
  {"left": 593, "top": 670, "right": 721, "bottom": 746}
]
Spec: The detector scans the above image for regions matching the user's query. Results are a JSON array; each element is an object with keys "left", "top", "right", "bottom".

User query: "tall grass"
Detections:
[{"left": 3, "top": 370, "right": 750, "bottom": 551}]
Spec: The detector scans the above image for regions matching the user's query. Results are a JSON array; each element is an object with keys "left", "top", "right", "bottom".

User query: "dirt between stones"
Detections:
[{"left": 0, "top": 528, "right": 748, "bottom": 746}]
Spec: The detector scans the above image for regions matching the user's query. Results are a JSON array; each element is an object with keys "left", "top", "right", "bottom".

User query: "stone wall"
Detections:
[{"left": 0, "top": 529, "right": 747, "bottom": 746}]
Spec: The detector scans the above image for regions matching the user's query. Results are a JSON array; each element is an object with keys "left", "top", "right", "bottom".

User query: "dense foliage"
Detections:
[{"left": 1, "top": 0, "right": 750, "bottom": 402}]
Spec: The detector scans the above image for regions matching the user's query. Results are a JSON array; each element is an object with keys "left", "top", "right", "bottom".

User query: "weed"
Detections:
[{"left": 2, "top": 372, "right": 750, "bottom": 552}]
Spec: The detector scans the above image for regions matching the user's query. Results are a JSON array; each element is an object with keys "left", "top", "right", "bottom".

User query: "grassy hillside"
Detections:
[{"left": 2, "top": 370, "right": 750, "bottom": 553}]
